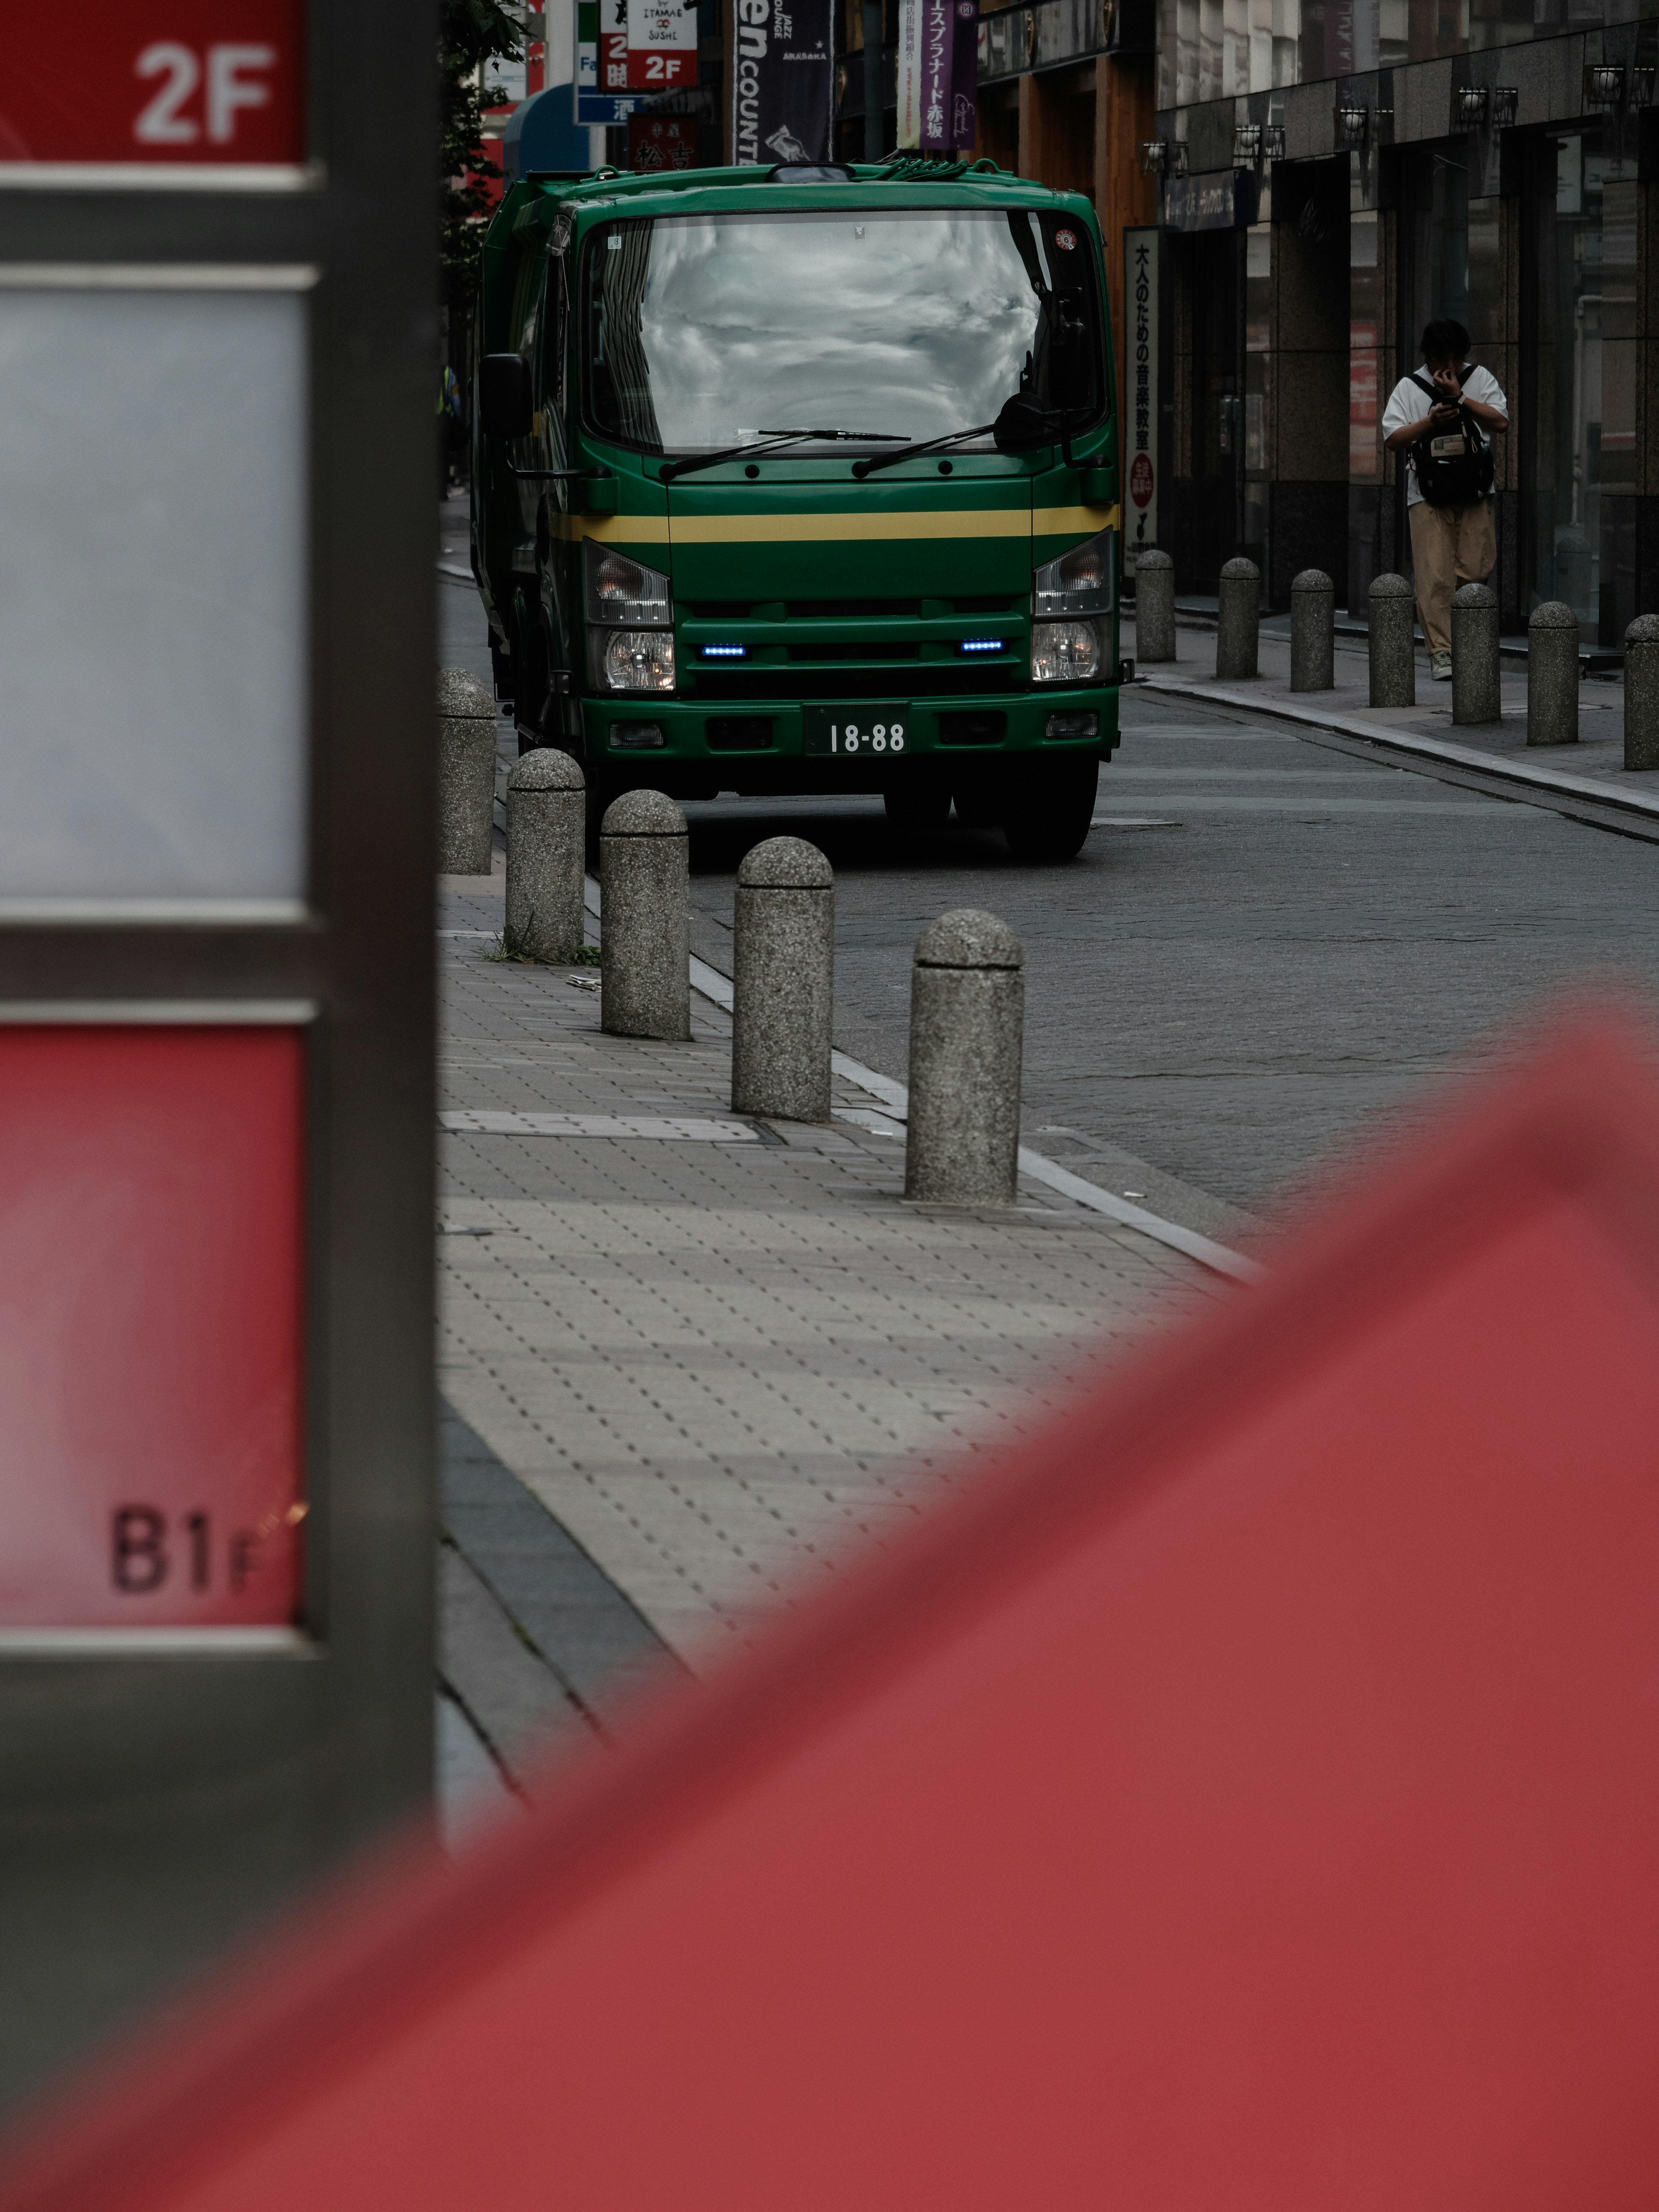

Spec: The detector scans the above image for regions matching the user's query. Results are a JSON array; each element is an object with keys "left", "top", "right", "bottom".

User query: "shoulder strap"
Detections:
[{"left": 1408, "top": 372, "right": 1439, "bottom": 402}]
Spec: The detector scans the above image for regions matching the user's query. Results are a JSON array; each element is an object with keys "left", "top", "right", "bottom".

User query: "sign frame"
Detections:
[{"left": 0, "top": 0, "right": 435, "bottom": 2121}]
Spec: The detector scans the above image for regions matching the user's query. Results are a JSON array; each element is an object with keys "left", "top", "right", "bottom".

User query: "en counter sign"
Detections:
[
  {"left": 1123, "top": 226, "right": 1159, "bottom": 573},
  {"left": 0, "top": 0, "right": 304, "bottom": 166}
]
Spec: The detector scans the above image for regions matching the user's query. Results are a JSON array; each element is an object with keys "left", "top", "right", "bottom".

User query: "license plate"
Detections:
[{"left": 802, "top": 706, "right": 910, "bottom": 758}]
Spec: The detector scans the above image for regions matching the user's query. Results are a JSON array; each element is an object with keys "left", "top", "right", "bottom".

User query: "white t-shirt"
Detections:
[{"left": 1381, "top": 363, "right": 1507, "bottom": 506}]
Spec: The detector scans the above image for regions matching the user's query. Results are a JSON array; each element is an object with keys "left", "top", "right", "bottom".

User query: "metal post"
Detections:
[
  {"left": 507, "top": 749, "right": 586, "bottom": 960},
  {"left": 1526, "top": 602, "right": 1580, "bottom": 747},
  {"left": 1451, "top": 582, "right": 1501, "bottom": 725},
  {"left": 731, "top": 837, "right": 834, "bottom": 1123},
  {"left": 864, "top": 0, "right": 884, "bottom": 159},
  {"left": 1216, "top": 557, "right": 1260, "bottom": 680},
  {"left": 905, "top": 909, "right": 1024, "bottom": 1208},
  {"left": 1625, "top": 615, "right": 1659, "bottom": 772},
  {"left": 1134, "top": 550, "right": 1176, "bottom": 663},
  {"left": 438, "top": 669, "right": 498, "bottom": 875},
  {"left": 599, "top": 790, "right": 691, "bottom": 1042},
  {"left": 1290, "top": 569, "right": 1335, "bottom": 692},
  {"left": 1368, "top": 574, "right": 1416, "bottom": 707}
]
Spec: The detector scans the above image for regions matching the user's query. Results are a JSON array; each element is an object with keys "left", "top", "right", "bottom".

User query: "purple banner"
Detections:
[{"left": 918, "top": 0, "right": 976, "bottom": 152}]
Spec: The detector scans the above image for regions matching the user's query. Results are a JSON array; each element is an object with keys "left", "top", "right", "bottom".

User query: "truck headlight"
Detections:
[
  {"left": 594, "top": 628, "right": 677, "bottom": 693},
  {"left": 584, "top": 540, "right": 671, "bottom": 626},
  {"left": 1033, "top": 527, "right": 1115, "bottom": 617},
  {"left": 1030, "top": 619, "right": 1104, "bottom": 683}
]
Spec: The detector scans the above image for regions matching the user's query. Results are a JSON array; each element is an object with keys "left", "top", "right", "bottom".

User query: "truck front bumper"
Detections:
[{"left": 580, "top": 686, "right": 1118, "bottom": 775}]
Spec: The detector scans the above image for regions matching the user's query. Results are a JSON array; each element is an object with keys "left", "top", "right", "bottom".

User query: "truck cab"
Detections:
[{"left": 471, "top": 156, "right": 1121, "bottom": 861}]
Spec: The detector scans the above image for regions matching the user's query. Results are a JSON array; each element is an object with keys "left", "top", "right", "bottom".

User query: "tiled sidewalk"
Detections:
[{"left": 436, "top": 853, "right": 1226, "bottom": 1688}]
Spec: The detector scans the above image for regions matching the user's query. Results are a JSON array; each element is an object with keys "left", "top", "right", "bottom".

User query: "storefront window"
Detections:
[
  {"left": 1528, "top": 130, "right": 1637, "bottom": 639},
  {"left": 1400, "top": 144, "right": 1468, "bottom": 352}
]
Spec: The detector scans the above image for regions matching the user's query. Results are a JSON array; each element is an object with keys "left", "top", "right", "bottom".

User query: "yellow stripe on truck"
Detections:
[{"left": 559, "top": 502, "right": 1121, "bottom": 546}]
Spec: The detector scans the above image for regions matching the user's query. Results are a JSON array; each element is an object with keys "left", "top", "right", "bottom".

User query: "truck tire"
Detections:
[
  {"left": 884, "top": 780, "right": 951, "bottom": 834},
  {"left": 1001, "top": 757, "right": 1099, "bottom": 862},
  {"left": 951, "top": 773, "right": 1001, "bottom": 830}
]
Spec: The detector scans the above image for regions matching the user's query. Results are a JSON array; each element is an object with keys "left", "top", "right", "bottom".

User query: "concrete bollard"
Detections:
[
  {"left": 731, "top": 837, "right": 834, "bottom": 1123},
  {"left": 904, "top": 909, "right": 1024, "bottom": 1209},
  {"left": 1526, "top": 601, "right": 1580, "bottom": 747},
  {"left": 599, "top": 789, "right": 690, "bottom": 1041},
  {"left": 1625, "top": 615, "right": 1659, "bottom": 772},
  {"left": 437, "top": 667, "right": 498, "bottom": 874},
  {"left": 1452, "top": 582, "right": 1501, "bottom": 724},
  {"left": 1215, "top": 557, "right": 1260, "bottom": 680},
  {"left": 506, "top": 748, "right": 586, "bottom": 960},
  {"left": 1368, "top": 573, "right": 1416, "bottom": 707},
  {"left": 1290, "top": 569, "right": 1335, "bottom": 691},
  {"left": 1133, "top": 550, "right": 1176, "bottom": 663}
]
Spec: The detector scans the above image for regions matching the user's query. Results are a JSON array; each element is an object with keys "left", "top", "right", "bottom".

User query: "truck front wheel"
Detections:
[{"left": 1001, "top": 757, "right": 1099, "bottom": 863}]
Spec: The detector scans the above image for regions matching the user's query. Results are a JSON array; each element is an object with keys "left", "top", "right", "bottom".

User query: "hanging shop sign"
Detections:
[
  {"left": 576, "top": 0, "right": 640, "bottom": 121},
  {"left": 628, "top": 111, "right": 696, "bottom": 167},
  {"left": 1122, "top": 225, "right": 1158, "bottom": 572},
  {"left": 729, "top": 0, "right": 833, "bottom": 166},
  {"left": 626, "top": 0, "right": 696, "bottom": 89}
]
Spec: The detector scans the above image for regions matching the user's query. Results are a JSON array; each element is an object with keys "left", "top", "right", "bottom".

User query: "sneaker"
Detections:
[{"left": 1430, "top": 652, "right": 1452, "bottom": 680}]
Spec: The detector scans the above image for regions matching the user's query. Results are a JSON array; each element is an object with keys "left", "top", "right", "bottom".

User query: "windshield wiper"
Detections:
[
  {"left": 850, "top": 421, "right": 997, "bottom": 479},
  {"left": 660, "top": 428, "right": 907, "bottom": 484}
]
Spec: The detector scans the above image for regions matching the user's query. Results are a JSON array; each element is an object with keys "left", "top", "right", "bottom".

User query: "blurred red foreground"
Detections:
[{"left": 5, "top": 1008, "right": 1659, "bottom": 2211}]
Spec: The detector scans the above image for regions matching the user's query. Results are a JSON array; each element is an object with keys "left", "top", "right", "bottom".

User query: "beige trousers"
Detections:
[{"left": 1408, "top": 497, "right": 1497, "bottom": 656}]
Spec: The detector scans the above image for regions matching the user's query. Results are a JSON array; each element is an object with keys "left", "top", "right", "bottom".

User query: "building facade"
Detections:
[{"left": 968, "top": 1, "right": 1658, "bottom": 644}]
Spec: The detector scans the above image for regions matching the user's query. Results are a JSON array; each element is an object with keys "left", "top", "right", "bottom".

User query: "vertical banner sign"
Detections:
[
  {"left": 912, "top": 0, "right": 975, "bottom": 153},
  {"left": 950, "top": 0, "right": 977, "bottom": 149},
  {"left": 896, "top": 0, "right": 922, "bottom": 149},
  {"left": 1124, "top": 225, "right": 1159, "bottom": 570},
  {"left": 601, "top": 0, "right": 629, "bottom": 95},
  {"left": 626, "top": 0, "right": 696, "bottom": 88},
  {"left": 730, "top": 0, "right": 833, "bottom": 166},
  {"left": 576, "top": 0, "right": 639, "bottom": 120}
]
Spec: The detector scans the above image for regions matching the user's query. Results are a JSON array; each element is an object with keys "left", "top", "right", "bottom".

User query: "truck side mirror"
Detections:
[{"left": 479, "top": 353, "right": 533, "bottom": 441}]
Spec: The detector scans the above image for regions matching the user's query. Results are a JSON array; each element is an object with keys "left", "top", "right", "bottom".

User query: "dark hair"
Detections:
[{"left": 1422, "top": 318, "right": 1470, "bottom": 364}]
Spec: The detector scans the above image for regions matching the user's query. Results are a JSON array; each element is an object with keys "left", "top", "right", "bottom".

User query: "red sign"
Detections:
[
  {"left": 8, "top": 1009, "right": 1659, "bottom": 2205},
  {"left": 1129, "top": 449, "right": 1155, "bottom": 507},
  {"left": 0, "top": 1027, "right": 304, "bottom": 1630},
  {"left": 627, "top": 114, "right": 696, "bottom": 170},
  {"left": 0, "top": 1, "right": 305, "bottom": 165}
]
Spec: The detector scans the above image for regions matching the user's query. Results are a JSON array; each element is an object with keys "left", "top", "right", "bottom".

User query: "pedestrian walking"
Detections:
[{"left": 1381, "top": 319, "right": 1508, "bottom": 683}]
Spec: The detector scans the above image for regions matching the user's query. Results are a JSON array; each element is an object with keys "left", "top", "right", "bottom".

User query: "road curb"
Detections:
[{"left": 1139, "top": 676, "right": 1659, "bottom": 841}]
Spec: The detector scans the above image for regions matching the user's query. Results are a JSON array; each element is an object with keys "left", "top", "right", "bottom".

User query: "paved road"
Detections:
[{"left": 439, "top": 508, "right": 1659, "bottom": 1232}]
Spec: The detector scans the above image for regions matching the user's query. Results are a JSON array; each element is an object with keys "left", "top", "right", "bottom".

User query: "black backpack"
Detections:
[{"left": 1408, "top": 369, "right": 1495, "bottom": 508}]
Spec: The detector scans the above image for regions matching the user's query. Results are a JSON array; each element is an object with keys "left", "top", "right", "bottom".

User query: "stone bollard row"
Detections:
[
  {"left": 1290, "top": 568, "right": 1334, "bottom": 693},
  {"left": 1627, "top": 616, "right": 1659, "bottom": 773},
  {"left": 1368, "top": 574, "right": 1416, "bottom": 707},
  {"left": 731, "top": 838, "right": 834, "bottom": 1124},
  {"left": 1216, "top": 556, "right": 1259, "bottom": 681},
  {"left": 1133, "top": 550, "right": 1176, "bottom": 663},
  {"left": 1526, "top": 601, "right": 1579, "bottom": 748},
  {"left": 1451, "top": 582, "right": 1500, "bottom": 725},
  {"left": 437, "top": 667, "right": 497, "bottom": 874},
  {"left": 599, "top": 789, "right": 690, "bottom": 1042},
  {"left": 506, "top": 748, "right": 586, "bottom": 960},
  {"left": 905, "top": 909, "right": 1025, "bottom": 1209}
]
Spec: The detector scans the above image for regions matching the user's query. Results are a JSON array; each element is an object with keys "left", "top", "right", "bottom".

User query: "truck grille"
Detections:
[{"left": 688, "top": 666, "right": 1017, "bottom": 702}]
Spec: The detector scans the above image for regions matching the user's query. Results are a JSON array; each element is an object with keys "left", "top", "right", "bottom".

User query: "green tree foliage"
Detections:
[{"left": 441, "top": 0, "right": 525, "bottom": 285}]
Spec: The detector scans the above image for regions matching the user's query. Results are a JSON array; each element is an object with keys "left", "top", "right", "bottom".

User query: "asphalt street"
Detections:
[{"left": 439, "top": 515, "right": 1659, "bottom": 1235}]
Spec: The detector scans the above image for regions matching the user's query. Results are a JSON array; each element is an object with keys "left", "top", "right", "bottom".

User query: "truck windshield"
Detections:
[{"left": 582, "top": 207, "right": 1104, "bottom": 457}]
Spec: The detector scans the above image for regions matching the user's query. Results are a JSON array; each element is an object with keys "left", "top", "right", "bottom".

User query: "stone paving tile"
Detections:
[{"left": 437, "top": 864, "right": 1224, "bottom": 1671}]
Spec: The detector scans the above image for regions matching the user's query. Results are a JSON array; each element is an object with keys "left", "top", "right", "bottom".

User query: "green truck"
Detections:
[{"left": 470, "top": 154, "right": 1122, "bottom": 861}]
